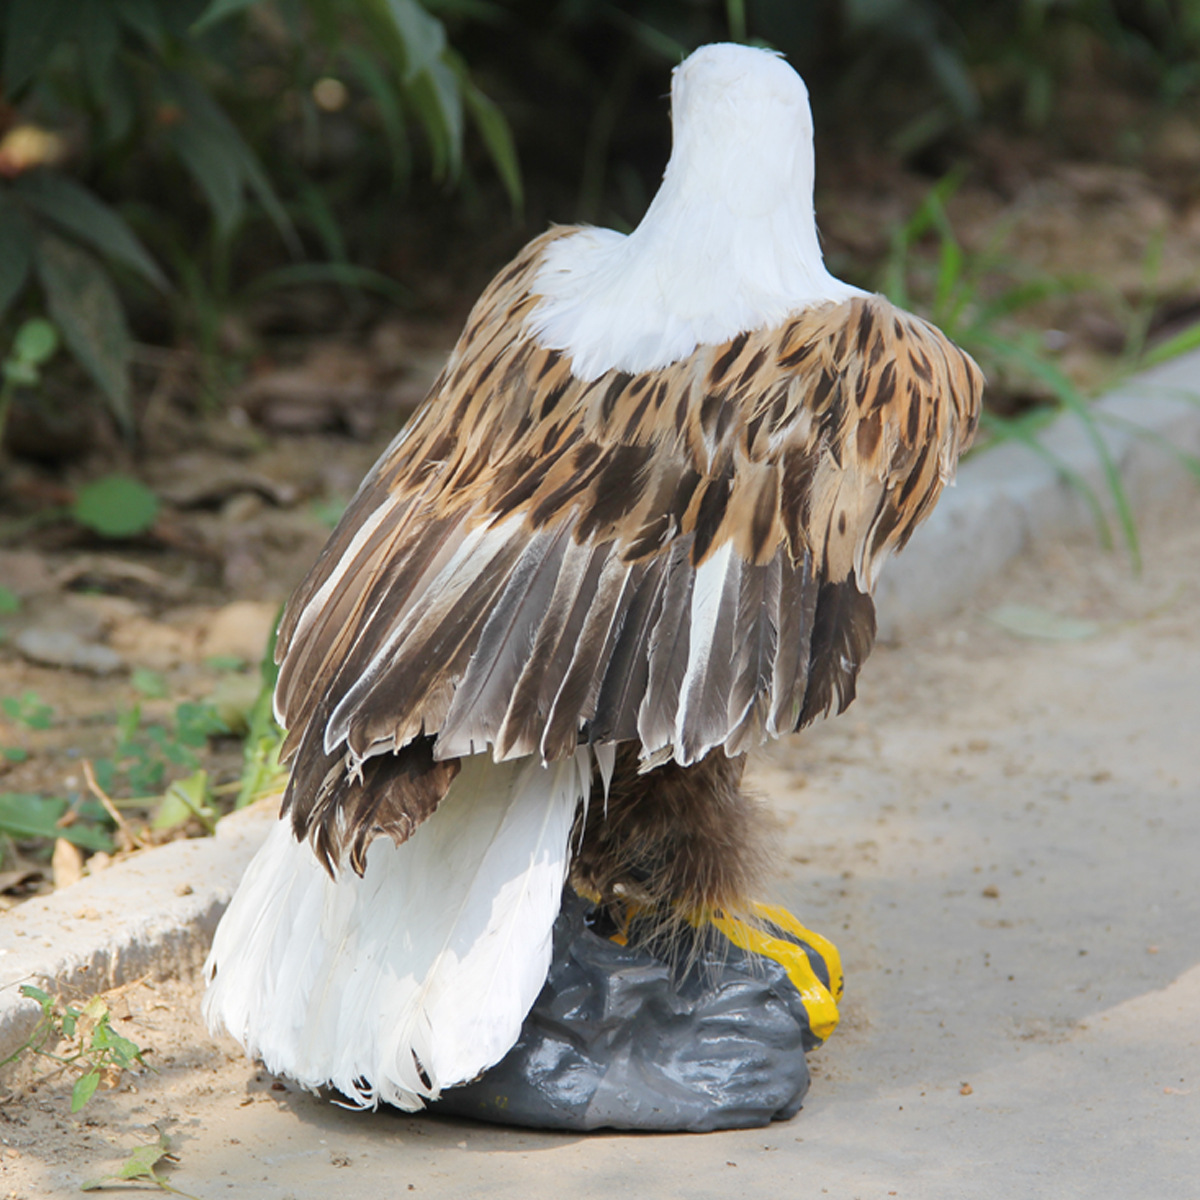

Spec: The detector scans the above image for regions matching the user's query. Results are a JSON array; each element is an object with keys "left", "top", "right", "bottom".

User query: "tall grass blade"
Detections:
[
  {"left": 980, "top": 411, "right": 1115, "bottom": 551},
  {"left": 977, "top": 333, "right": 1141, "bottom": 570},
  {"left": 1140, "top": 320, "right": 1200, "bottom": 369}
]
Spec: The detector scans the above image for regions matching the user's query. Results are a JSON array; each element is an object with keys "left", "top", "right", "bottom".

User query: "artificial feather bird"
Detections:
[{"left": 204, "top": 42, "right": 982, "bottom": 1112}]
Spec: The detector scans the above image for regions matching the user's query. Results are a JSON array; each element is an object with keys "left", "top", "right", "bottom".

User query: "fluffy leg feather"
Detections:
[
  {"left": 570, "top": 744, "right": 770, "bottom": 922},
  {"left": 570, "top": 746, "right": 841, "bottom": 1043}
]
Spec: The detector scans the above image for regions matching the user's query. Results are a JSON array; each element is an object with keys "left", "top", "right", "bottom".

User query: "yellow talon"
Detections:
[
  {"left": 577, "top": 889, "right": 842, "bottom": 1041},
  {"left": 750, "top": 902, "right": 845, "bottom": 1001},
  {"left": 605, "top": 900, "right": 645, "bottom": 947},
  {"left": 706, "top": 906, "right": 842, "bottom": 1043}
]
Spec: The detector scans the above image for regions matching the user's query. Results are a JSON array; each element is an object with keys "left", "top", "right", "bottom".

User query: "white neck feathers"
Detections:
[{"left": 531, "top": 43, "right": 862, "bottom": 381}]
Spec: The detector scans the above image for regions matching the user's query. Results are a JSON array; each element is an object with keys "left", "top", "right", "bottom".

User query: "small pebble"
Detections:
[{"left": 14, "top": 628, "right": 122, "bottom": 675}]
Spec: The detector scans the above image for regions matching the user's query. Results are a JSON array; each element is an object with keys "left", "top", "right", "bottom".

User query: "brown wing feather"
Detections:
[{"left": 275, "top": 227, "right": 984, "bottom": 868}]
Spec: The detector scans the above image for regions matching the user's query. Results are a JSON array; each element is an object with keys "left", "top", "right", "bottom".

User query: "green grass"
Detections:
[
  {"left": 0, "top": 628, "right": 286, "bottom": 865},
  {"left": 881, "top": 175, "right": 1200, "bottom": 574}
]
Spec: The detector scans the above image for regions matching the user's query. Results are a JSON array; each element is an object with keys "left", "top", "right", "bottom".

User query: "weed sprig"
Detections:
[{"left": 2, "top": 986, "right": 149, "bottom": 1113}]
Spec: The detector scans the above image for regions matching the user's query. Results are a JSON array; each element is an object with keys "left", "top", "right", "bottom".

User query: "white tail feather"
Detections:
[
  {"left": 204, "top": 749, "right": 590, "bottom": 1109},
  {"left": 674, "top": 540, "right": 737, "bottom": 763}
]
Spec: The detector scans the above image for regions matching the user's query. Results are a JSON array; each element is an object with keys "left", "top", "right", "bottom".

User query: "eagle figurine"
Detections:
[{"left": 205, "top": 42, "right": 982, "bottom": 1112}]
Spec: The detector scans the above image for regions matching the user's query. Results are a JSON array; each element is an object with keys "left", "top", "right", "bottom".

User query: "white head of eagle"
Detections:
[{"left": 533, "top": 42, "right": 863, "bottom": 382}]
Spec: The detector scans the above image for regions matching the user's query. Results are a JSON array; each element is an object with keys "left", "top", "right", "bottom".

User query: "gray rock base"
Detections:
[{"left": 431, "top": 893, "right": 828, "bottom": 1132}]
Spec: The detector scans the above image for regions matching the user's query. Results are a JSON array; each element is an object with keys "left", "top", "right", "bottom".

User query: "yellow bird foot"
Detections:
[
  {"left": 704, "top": 903, "right": 843, "bottom": 1043},
  {"left": 578, "top": 891, "right": 842, "bottom": 1044}
]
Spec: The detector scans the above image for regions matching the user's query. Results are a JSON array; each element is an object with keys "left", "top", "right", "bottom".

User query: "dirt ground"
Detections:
[{"left": 2, "top": 478, "right": 1196, "bottom": 1198}]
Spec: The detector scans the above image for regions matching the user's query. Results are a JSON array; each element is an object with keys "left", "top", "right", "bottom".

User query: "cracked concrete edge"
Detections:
[{"left": 1, "top": 349, "right": 1198, "bottom": 1067}]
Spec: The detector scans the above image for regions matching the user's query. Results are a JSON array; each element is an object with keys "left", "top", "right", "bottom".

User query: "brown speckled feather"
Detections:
[{"left": 275, "top": 227, "right": 983, "bottom": 867}]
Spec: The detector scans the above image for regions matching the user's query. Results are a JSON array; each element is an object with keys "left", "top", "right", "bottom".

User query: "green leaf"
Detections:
[
  {"left": 115, "top": 0, "right": 167, "bottom": 50},
  {"left": 602, "top": 8, "right": 686, "bottom": 60},
  {"left": 116, "top": 705, "right": 142, "bottom": 749},
  {"left": 76, "top": 0, "right": 122, "bottom": 98},
  {"left": 15, "top": 173, "right": 169, "bottom": 291},
  {"left": 464, "top": 81, "right": 522, "bottom": 210},
  {"left": 118, "top": 1136, "right": 171, "bottom": 1179},
  {"left": 33, "top": 234, "right": 133, "bottom": 433},
  {"left": 408, "top": 58, "right": 464, "bottom": 180},
  {"left": 90, "top": 758, "right": 116, "bottom": 794},
  {"left": 72, "top": 474, "right": 159, "bottom": 538},
  {"left": 164, "top": 114, "right": 244, "bottom": 238},
  {"left": 2, "top": 0, "right": 76, "bottom": 95},
  {"left": 3, "top": 691, "right": 54, "bottom": 728},
  {"left": 0, "top": 793, "right": 114, "bottom": 851},
  {"left": 152, "top": 787, "right": 194, "bottom": 832},
  {"left": 149, "top": 725, "right": 194, "bottom": 768},
  {"left": 235, "top": 607, "right": 285, "bottom": 808},
  {"left": 97, "top": 60, "right": 137, "bottom": 147},
  {"left": 0, "top": 203, "right": 33, "bottom": 319},
  {"left": 174, "top": 701, "right": 227, "bottom": 747},
  {"left": 369, "top": 0, "right": 447, "bottom": 81},
  {"left": 71, "top": 1070, "right": 101, "bottom": 1112},
  {"left": 923, "top": 39, "right": 981, "bottom": 120},
  {"left": 153, "top": 769, "right": 212, "bottom": 831},
  {"left": 0, "top": 586, "right": 19, "bottom": 614},
  {"left": 3, "top": 747, "right": 29, "bottom": 763},
  {"left": 293, "top": 179, "right": 349, "bottom": 265},
  {"left": 98, "top": 1027, "right": 145, "bottom": 1070},
  {"left": 204, "top": 654, "right": 244, "bottom": 671},
  {"left": 344, "top": 45, "right": 411, "bottom": 185},
  {"left": 2, "top": 361, "right": 38, "bottom": 387},
  {"left": 82, "top": 1133, "right": 174, "bottom": 1192},
  {"left": 191, "top": 0, "right": 260, "bottom": 34},
  {"left": 987, "top": 604, "right": 1100, "bottom": 641},
  {"left": 130, "top": 667, "right": 168, "bottom": 698},
  {"left": 12, "top": 318, "right": 58, "bottom": 367},
  {"left": 19, "top": 984, "right": 52, "bottom": 1007},
  {"left": 127, "top": 758, "right": 166, "bottom": 796},
  {"left": 164, "top": 74, "right": 297, "bottom": 249}
]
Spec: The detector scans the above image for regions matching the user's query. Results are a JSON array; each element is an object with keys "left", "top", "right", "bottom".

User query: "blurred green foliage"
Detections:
[
  {"left": 0, "top": 0, "right": 520, "bottom": 433},
  {"left": 0, "top": 0, "right": 1197, "bottom": 445},
  {"left": 880, "top": 174, "right": 1143, "bottom": 564},
  {"left": 91, "top": 700, "right": 229, "bottom": 801},
  {"left": 448, "top": 0, "right": 1200, "bottom": 223}
]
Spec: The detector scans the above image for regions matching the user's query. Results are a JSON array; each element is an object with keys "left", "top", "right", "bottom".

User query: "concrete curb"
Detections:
[
  {"left": 0, "top": 802, "right": 275, "bottom": 1063},
  {"left": 2, "top": 349, "right": 1198, "bottom": 1066},
  {"left": 876, "top": 348, "right": 1200, "bottom": 639}
]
